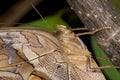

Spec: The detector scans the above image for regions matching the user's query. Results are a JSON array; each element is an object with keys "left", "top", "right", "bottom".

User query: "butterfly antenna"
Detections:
[{"left": 31, "top": 3, "right": 50, "bottom": 28}]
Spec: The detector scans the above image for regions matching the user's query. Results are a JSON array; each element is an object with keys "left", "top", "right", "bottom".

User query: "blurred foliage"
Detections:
[
  {"left": 22, "top": 9, "right": 69, "bottom": 32},
  {"left": 26, "top": 15, "right": 68, "bottom": 32},
  {"left": 109, "top": 0, "right": 120, "bottom": 13}
]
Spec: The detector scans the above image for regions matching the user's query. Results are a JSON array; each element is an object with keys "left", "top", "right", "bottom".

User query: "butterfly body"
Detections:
[{"left": 56, "top": 25, "right": 106, "bottom": 80}]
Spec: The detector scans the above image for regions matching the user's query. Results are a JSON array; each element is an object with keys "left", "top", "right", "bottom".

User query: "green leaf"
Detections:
[
  {"left": 109, "top": 0, "right": 120, "bottom": 13},
  {"left": 22, "top": 9, "right": 69, "bottom": 32},
  {"left": 27, "top": 15, "right": 68, "bottom": 31}
]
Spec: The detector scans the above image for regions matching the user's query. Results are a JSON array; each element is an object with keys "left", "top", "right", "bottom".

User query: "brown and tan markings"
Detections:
[{"left": 0, "top": 26, "right": 106, "bottom": 80}]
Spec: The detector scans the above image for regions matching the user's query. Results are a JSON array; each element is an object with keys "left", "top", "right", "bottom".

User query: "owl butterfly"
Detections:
[{"left": 0, "top": 25, "right": 106, "bottom": 80}]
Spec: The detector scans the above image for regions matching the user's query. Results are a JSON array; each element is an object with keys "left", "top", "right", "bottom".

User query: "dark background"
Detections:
[{"left": 0, "top": 0, "right": 83, "bottom": 26}]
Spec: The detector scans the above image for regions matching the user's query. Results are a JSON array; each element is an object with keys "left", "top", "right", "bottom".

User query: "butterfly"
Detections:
[{"left": 0, "top": 25, "right": 106, "bottom": 80}]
